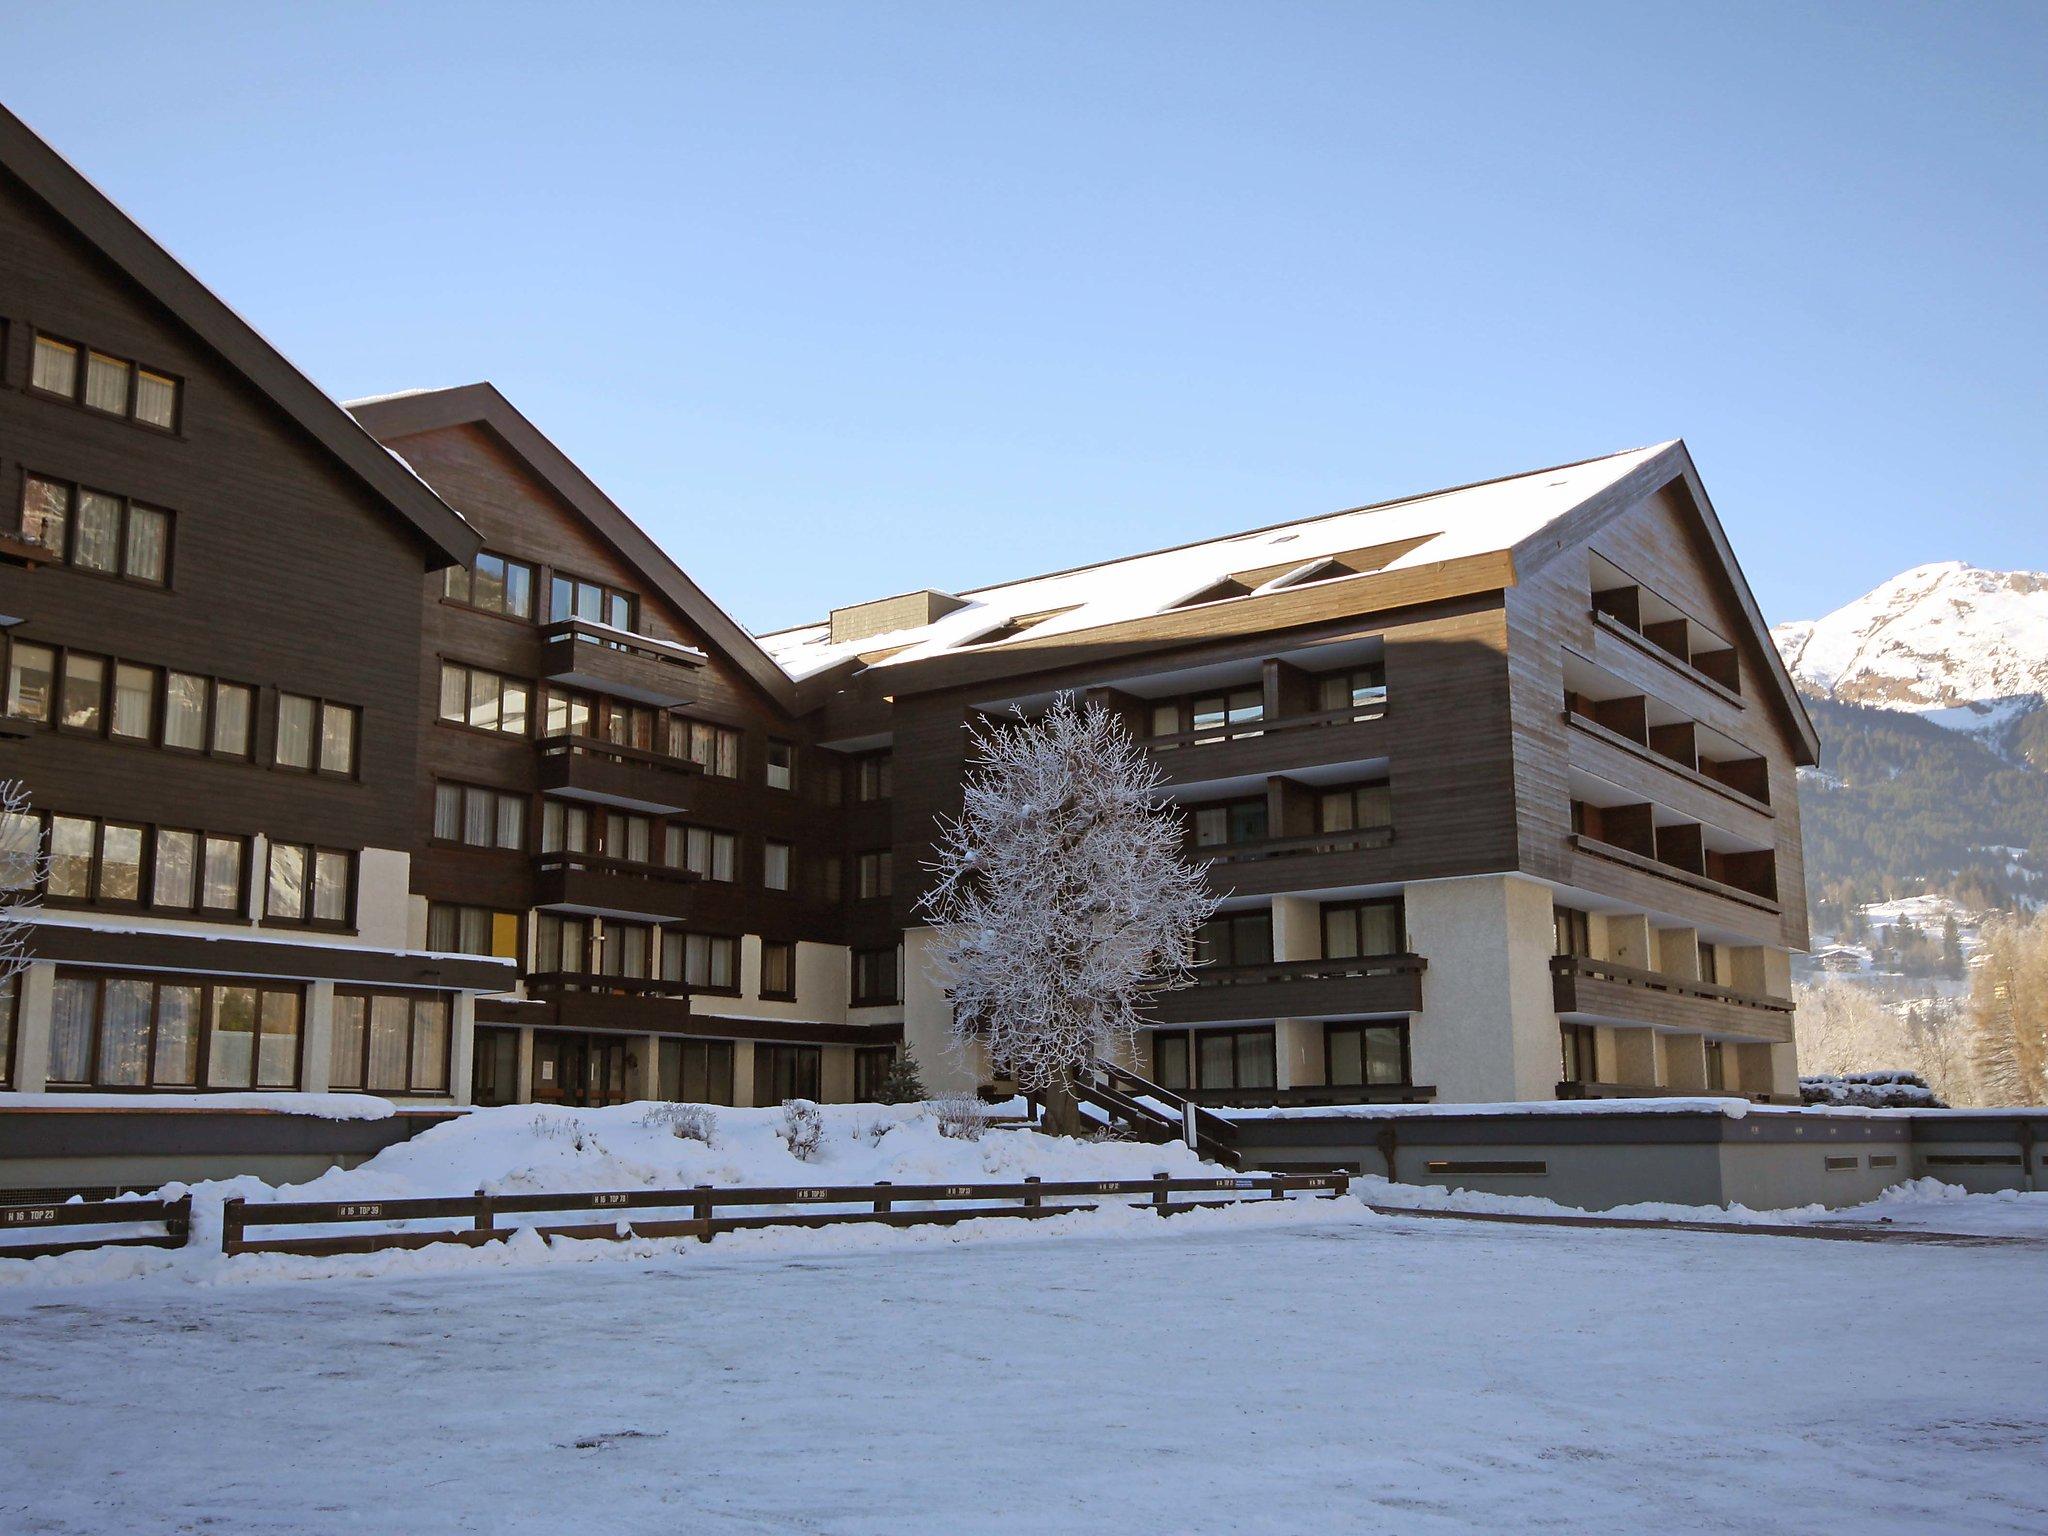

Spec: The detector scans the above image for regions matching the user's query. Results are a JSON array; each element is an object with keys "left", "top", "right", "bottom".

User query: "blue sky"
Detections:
[{"left": 6, "top": 2, "right": 2043, "bottom": 634}]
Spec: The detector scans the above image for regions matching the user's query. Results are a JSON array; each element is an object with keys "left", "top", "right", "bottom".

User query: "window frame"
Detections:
[
  {"left": 1320, "top": 897, "right": 1407, "bottom": 960},
  {"left": 851, "top": 945, "right": 902, "bottom": 1006},
  {"left": 25, "top": 331, "right": 183, "bottom": 434},
  {"left": 759, "top": 938, "right": 796, "bottom": 999},
  {"left": 764, "top": 738, "right": 797, "bottom": 792},
  {"left": 262, "top": 840, "right": 357, "bottom": 931},
  {"left": 330, "top": 988, "right": 454, "bottom": 1096},
  {"left": 443, "top": 550, "right": 539, "bottom": 622},
  {"left": 432, "top": 780, "right": 529, "bottom": 852},
  {"left": 548, "top": 568, "right": 638, "bottom": 632},
  {"left": 1325, "top": 1021, "right": 1412, "bottom": 1088},
  {"left": 437, "top": 660, "right": 533, "bottom": 738},
  {"left": 17, "top": 470, "right": 176, "bottom": 587},
  {"left": 273, "top": 692, "right": 361, "bottom": 778},
  {"left": 44, "top": 969, "right": 302, "bottom": 1092}
]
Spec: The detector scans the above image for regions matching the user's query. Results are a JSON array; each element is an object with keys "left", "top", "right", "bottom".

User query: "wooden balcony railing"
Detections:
[
  {"left": 536, "top": 733, "right": 700, "bottom": 774},
  {"left": 1193, "top": 953, "right": 1427, "bottom": 988},
  {"left": 523, "top": 971, "right": 690, "bottom": 998},
  {"left": 1144, "top": 699, "right": 1387, "bottom": 753},
  {"left": 1551, "top": 955, "right": 1792, "bottom": 1015},
  {"left": 1196, "top": 825, "right": 1394, "bottom": 865}
]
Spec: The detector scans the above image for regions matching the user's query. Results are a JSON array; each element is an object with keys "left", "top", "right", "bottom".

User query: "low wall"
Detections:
[
  {"left": 1227, "top": 1106, "right": 2046, "bottom": 1212},
  {"left": 0, "top": 1105, "right": 459, "bottom": 1195}
]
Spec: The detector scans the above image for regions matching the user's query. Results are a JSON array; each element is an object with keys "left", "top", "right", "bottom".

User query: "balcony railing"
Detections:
[
  {"left": 1144, "top": 699, "right": 1387, "bottom": 753},
  {"left": 532, "top": 851, "right": 698, "bottom": 922},
  {"left": 536, "top": 733, "right": 698, "bottom": 812},
  {"left": 524, "top": 971, "right": 690, "bottom": 998},
  {"left": 1149, "top": 953, "right": 1426, "bottom": 1024},
  {"left": 1551, "top": 955, "right": 1793, "bottom": 1043},
  {"left": 541, "top": 619, "right": 704, "bottom": 707},
  {"left": 1196, "top": 825, "right": 1394, "bottom": 866}
]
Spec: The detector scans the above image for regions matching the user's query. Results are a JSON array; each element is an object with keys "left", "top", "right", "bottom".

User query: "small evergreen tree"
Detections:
[{"left": 872, "top": 1047, "right": 929, "bottom": 1104}]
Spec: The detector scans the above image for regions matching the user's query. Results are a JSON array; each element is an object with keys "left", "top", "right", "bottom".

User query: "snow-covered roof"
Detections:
[{"left": 757, "top": 443, "right": 1674, "bottom": 680}]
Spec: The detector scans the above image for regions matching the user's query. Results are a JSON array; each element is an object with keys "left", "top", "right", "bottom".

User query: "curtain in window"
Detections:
[
  {"left": 411, "top": 999, "right": 449, "bottom": 1092},
  {"left": 434, "top": 783, "right": 462, "bottom": 841},
  {"left": 367, "top": 995, "right": 410, "bottom": 1092},
  {"left": 203, "top": 836, "right": 243, "bottom": 910},
  {"left": 276, "top": 695, "right": 313, "bottom": 768},
  {"left": 212, "top": 684, "right": 251, "bottom": 756},
  {"left": 313, "top": 851, "right": 350, "bottom": 923},
  {"left": 467, "top": 672, "right": 500, "bottom": 732},
  {"left": 463, "top": 787, "right": 492, "bottom": 847},
  {"left": 74, "top": 491, "right": 121, "bottom": 571},
  {"left": 48, "top": 977, "right": 95, "bottom": 1084},
  {"left": 31, "top": 337, "right": 77, "bottom": 395},
  {"left": 84, "top": 353, "right": 130, "bottom": 413},
  {"left": 501, "top": 682, "right": 530, "bottom": 738},
  {"left": 495, "top": 795, "right": 524, "bottom": 850},
  {"left": 98, "top": 978, "right": 153, "bottom": 1086},
  {"left": 154, "top": 985, "right": 201, "bottom": 1086},
  {"left": 330, "top": 996, "right": 367, "bottom": 1089},
  {"left": 164, "top": 673, "right": 206, "bottom": 750},
  {"left": 112, "top": 664, "right": 154, "bottom": 740},
  {"left": 134, "top": 370, "right": 177, "bottom": 428},
  {"left": 99, "top": 824, "right": 143, "bottom": 902},
  {"left": 125, "top": 506, "right": 168, "bottom": 581},
  {"left": 153, "top": 829, "right": 197, "bottom": 909},
  {"left": 59, "top": 654, "right": 104, "bottom": 732},
  {"left": 209, "top": 986, "right": 258, "bottom": 1087},
  {"left": 319, "top": 704, "right": 354, "bottom": 775},
  {"left": 257, "top": 991, "right": 300, "bottom": 1088},
  {"left": 439, "top": 664, "right": 467, "bottom": 722}
]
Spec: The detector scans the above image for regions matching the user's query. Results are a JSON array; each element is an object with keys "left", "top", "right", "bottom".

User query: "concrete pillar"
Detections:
[
  {"left": 12, "top": 960, "right": 54, "bottom": 1092},
  {"left": 1664, "top": 1031, "right": 1708, "bottom": 1092},
  {"left": 1270, "top": 896, "right": 1319, "bottom": 961},
  {"left": 638, "top": 1032, "right": 663, "bottom": 1101},
  {"left": 1727, "top": 946, "right": 1768, "bottom": 994},
  {"left": 1655, "top": 927, "right": 1700, "bottom": 981},
  {"left": 514, "top": 1025, "right": 535, "bottom": 1105},
  {"left": 1766, "top": 1041, "right": 1800, "bottom": 1100},
  {"left": 1403, "top": 873, "right": 1560, "bottom": 1102},
  {"left": 730, "top": 1039, "right": 757, "bottom": 1108},
  {"left": 1604, "top": 913, "right": 1654, "bottom": 970},
  {"left": 821, "top": 1044, "right": 855, "bottom": 1103},
  {"left": 301, "top": 981, "right": 336, "bottom": 1092},
  {"left": 449, "top": 995, "right": 477, "bottom": 1105},
  {"left": 1612, "top": 1027, "right": 1658, "bottom": 1088},
  {"left": 1593, "top": 1024, "right": 1619, "bottom": 1085},
  {"left": 1273, "top": 1018, "right": 1321, "bottom": 1089}
]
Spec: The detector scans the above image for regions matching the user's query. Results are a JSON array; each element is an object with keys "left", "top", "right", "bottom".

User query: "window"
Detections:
[
  {"left": 151, "top": 828, "right": 198, "bottom": 910},
  {"left": 1318, "top": 781, "right": 1392, "bottom": 834},
  {"left": 755, "top": 1044, "right": 821, "bottom": 1104},
  {"left": 161, "top": 672, "right": 205, "bottom": 750},
  {"left": 331, "top": 991, "right": 451, "bottom": 1095},
  {"left": 549, "top": 571, "right": 636, "bottom": 631},
  {"left": 660, "top": 1037, "right": 735, "bottom": 1105},
  {"left": 540, "top": 801, "right": 591, "bottom": 855},
  {"left": 542, "top": 688, "right": 594, "bottom": 739},
  {"left": 44, "top": 970, "right": 300, "bottom": 1090},
  {"left": 266, "top": 842, "right": 354, "bottom": 927},
  {"left": 675, "top": 718, "right": 741, "bottom": 778},
  {"left": 1322, "top": 898, "right": 1404, "bottom": 959},
  {"left": 319, "top": 702, "right": 357, "bottom": 776},
  {"left": 1704, "top": 1038, "right": 1725, "bottom": 1092},
  {"left": 40, "top": 813, "right": 155, "bottom": 906},
  {"left": 760, "top": 939, "right": 795, "bottom": 998},
  {"left": 111, "top": 663, "right": 154, "bottom": 740},
  {"left": 1560, "top": 1022, "right": 1598, "bottom": 1084},
  {"left": 444, "top": 551, "right": 536, "bottom": 619},
  {"left": 5, "top": 641, "right": 54, "bottom": 722},
  {"left": 439, "top": 662, "right": 531, "bottom": 736},
  {"left": 28, "top": 334, "right": 181, "bottom": 430},
  {"left": 856, "top": 850, "right": 892, "bottom": 900},
  {"left": 819, "top": 854, "right": 843, "bottom": 904},
  {"left": 434, "top": 782, "right": 526, "bottom": 850},
  {"left": 853, "top": 946, "right": 901, "bottom": 1005},
  {"left": 854, "top": 1047, "right": 895, "bottom": 1102},
  {"left": 1196, "top": 910, "right": 1273, "bottom": 968},
  {"left": 599, "top": 922, "right": 653, "bottom": 980},
  {"left": 427, "top": 902, "right": 522, "bottom": 960},
  {"left": 1328, "top": 1023, "right": 1408, "bottom": 1087},
  {"left": 275, "top": 694, "right": 358, "bottom": 775},
  {"left": 1151, "top": 687, "right": 1262, "bottom": 744},
  {"left": 274, "top": 694, "right": 314, "bottom": 769},
  {"left": 58, "top": 651, "right": 105, "bottom": 733},
  {"left": 594, "top": 698, "right": 658, "bottom": 752},
  {"left": 763, "top": 840, "right": 792, "bottom": 892},
  {"left": 765, "top": 739, "right": 796, "bottom": 791},
  {"left": 1193, "top": 797, "right": 1267, "bottom": 848},
  {"left": 211, "top": 683, "right": 254, "bottom": 757},
  {"left": 17, "top": 475, "right": 173, "bottom": 584},
  {"left": 854, "top": 752, "right": 892, "bottom": 801},
  {"left": 1153, "top": 1026, "right": 1275, "bottom": 1092},
  {"left": 1315, "top": 664, "right": 1387, "bottom": 718},
  {"left": 669, "top": 825, "right": 737, "bottom": 882},
  {"left": 534, "top": 913, "right": 593, "bottom": 974},
  {"left": 601, "top": 810, "right": 652, "bottom": 865},
  {"left": 666, "top": 931, "right": 739, "bottom": 992},
  {"left": 201, "top": 834, "right": 248, "bottom": 913},
  {"left": 1554, "top": 906, "right": 1592, "bottom": 958}
]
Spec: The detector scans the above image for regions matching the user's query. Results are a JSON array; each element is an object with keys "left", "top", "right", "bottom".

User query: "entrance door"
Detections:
[{"left": 531, "top": 1032, "right": 634, "bottom": 1107}]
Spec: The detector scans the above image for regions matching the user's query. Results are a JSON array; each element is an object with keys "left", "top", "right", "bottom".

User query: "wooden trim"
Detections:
[
  {"left": 1592, "top": 609, "right": 1747, "bottom": 708},
  {"left": 1570, "top": 833, "right": 1782, "bottom": 914},
  {"left": 1564, "top": 710, "right": 1773, "bottom": 817}
]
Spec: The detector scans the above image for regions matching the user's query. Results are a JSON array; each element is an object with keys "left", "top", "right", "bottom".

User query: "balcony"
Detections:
[
  {"left": 1144, "top": 703, "right": 1389, "bottom": 786},
  {"left": 536, "top": 734, "right": 697, "bottom": 814},
  {"left": 541, "top": 619, "right": 704, "bottom": 707},
  {"left": 518, "top": 975, "right": 694, "bottom": 1034},
  {"left": 1194, "top": 826, "right": 1397, "bottom": 897},
  {"left": 1148, "top": 953, "right": 1426, "bottom": 1025},
  {"left": 532, "top": 852, "right": 698, "bottom": 923},
  {"left": 1551, "top": 955, "right": 1794, "bottom": 1044}
]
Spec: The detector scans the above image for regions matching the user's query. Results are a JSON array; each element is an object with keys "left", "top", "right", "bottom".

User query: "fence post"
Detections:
[
  {"left": 1375, "top": 1124, "right": 1399, "bottom": 1184},
  {"left": 874, "top": 1180, "right": 892, "bottom": 1216},
  {"left": 474, "top": 1187, "right": 495, "bottom": 1238},
  {"left": 1152, "top": 1171, "right": 1170, "bottom": 1211},
  {"left": 220, "top": 1197, "right": 244, "bottom": 1256},
  {"left": 1023, "top": 1175, "right": 1041, "bottom": 1214},
  {"left": 694, "top": 1184, "right": 713, "bottom": 1244},
  {"left": 1269, "top": 1175, "right": 1285, "bottom": 1200},
  {"left": 167, "top": 1193, "right": 193, "bottom": 1249},
  {"left": 1182, "top": 1099, "right": 1199, "bottom": 1151}
]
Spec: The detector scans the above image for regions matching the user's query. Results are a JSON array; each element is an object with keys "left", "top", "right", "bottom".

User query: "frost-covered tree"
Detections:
[
  {"left": 916, "top": 694, "right": 1217, "bottom": 1135},
  {"left": 0, "top": 779, "right": 47, "bottom": 987},
  {"left": 1967, "top": 912, "right": 2048, "bottom": 1106}
]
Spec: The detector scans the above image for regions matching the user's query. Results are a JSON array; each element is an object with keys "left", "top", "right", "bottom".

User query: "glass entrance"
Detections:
[{"left": 531, "top": 1031, "right": 634, "bottom": 1106}]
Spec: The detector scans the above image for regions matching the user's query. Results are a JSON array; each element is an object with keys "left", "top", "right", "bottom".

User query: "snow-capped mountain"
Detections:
[{"left": 1772, "top": 562, "right": 2048, "bottom": 736}]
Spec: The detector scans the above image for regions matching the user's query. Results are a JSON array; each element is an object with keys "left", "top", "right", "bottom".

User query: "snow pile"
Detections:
[{"left": 1799, "top": 1071, "right": 1945, "bottom": 1108}]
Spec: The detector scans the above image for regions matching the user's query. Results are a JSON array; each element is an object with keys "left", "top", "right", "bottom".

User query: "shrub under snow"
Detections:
[
  {"left": 1800, "top": 1071, "right": 1946, "bottom": 1108},
  {"left": 779, "top": 1099, "right": 825, "bottom": 1161},
  {"left": 931, "top": 1095, "right": 991, "bottom": 1142},
  {"left": 638, "top": 1102, "right": 718, "bottom": 1146}
]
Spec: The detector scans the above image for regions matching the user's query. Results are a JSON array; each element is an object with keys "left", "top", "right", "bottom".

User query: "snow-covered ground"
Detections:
[{"left": 3, "top": 1202, "right": 2045, "bottom": 1534}]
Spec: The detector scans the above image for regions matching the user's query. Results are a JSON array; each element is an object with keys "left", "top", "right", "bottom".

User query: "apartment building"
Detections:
[
  {"left": 0, "top": 106, "right": 1812, "bottom": 1114},
  {"left": 0, "top": 107, "right": 511, "bottom": 1103}
]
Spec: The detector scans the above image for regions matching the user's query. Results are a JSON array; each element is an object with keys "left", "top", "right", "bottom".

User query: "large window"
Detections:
[
  {"left": 853, "top": 946, "right": 901, "bottom": 1005},
  {"left": 1554, "top": 906, "right": 1592, "bottom": 958},
  {"left": 601, "top": 810, "right": 652, "bottom": 865},
  {"left": 755, "top": 1043, "right": 821, "bottom": 1104},
  {"left": 1150, "top": 686, "right": 1262, "bottom": 744},
  {"left": 439, "top": 661, "right": 531, "bottom": 736},
  {"left": 29, "top": 333, "right": 181, "bottom": 431},
  {"left": 426, "top": 902, "right": 522, "bottom": 961},
  {"left": 274, "top": 694, "right": 358, "bottom": 776},
  {"left": 330, "top": 991, "right": 451, "bottom": 1095},
  {"left": 1327, "top": 1022, "right": 1409, "bottom": 1087},
  {"left": 5, "top": 641, "right": 54, "bottom": 722},
  {"left": 1193, "top": 797, "right": 1267, "bottom": 848},
  {"left": 444, "top": 551, "right": 536, "bottom": 619},
  {"left": 534, "top": 913, "right": 593, "bottom": 974},
  {"left": 672, "top": 718, "right": 741, "bottom": 778},
  {"left": 18, "top": 474, "right": 171, "bottom": 584},
  {"left": 760, "top": 939, "right": 796, "bottom": 998},
  {"left": 1315, "top": 663, "right": 1387, "bottom": 719},
  {"left": 549, "top": 570, "right": 635, "bottom": 631},
  {"left": 42, "top": 813, "right": 145, "bottom": 906},
  {"left": 45, "top": 970, "right": 300, "bottom": 1091},
  {"left": 668, "top": 824, "right": 736, "bottom": 882},
  {"left": 1153, "top": 1026, "right": 1275, "bottom": 1092},
  {"left": 659, "top": 1037, "right": 735, "bottom": 1105},
  {"left": 4, "top": 640, "right": 252, "bottom": 758},
  {"left": 666, "top": 931, "right": 739, "bottom": 992},
  {"left": 541, "top": 801, "right": 592, "bottom": 855},
  {"left": 1560, "top": 1022, "right": 1598, "bottom": 1085},
  {"left": 265, "top": 842, "right": 355, "bottom": 927},
  {"left": 433, "top": 781, "right": 527, "bottom": 850},
  {"left": 1322, "top": 898, "right": 1404, "bottom": 959},
  {"left": 1196, "top": 910, "right": 1273, "bottom": 969},
  {"left": 855, "top": 849, "right": 892, "bottom": 900},
  {"left": 599, "top": 921, "right": 653, "bottom": 980},
  {"left": 853, "top": 752, "right": 892, "bottom": 801},
  {"left": 1318, "top": 781, "right": 1392, "bottom": 834}
]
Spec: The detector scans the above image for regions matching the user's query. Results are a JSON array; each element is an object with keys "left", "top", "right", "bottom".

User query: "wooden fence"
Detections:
[
  {"left": 0, "top": 1192, "right": 192, "bottom": 1260},
  {"left": 222, "top": 1172, "right": 1349, "bottom": 1258}
]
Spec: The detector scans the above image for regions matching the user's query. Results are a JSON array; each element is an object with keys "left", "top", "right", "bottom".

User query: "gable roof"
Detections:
[
  {"left": 345, "top": 383, "right": 799, "bottom": 712},
  {"left": 0, "top": 104, "right": 479, "bottom": 568},
  {"left": 759, "top": 443, "right": 1674, "bottom": 682}
]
